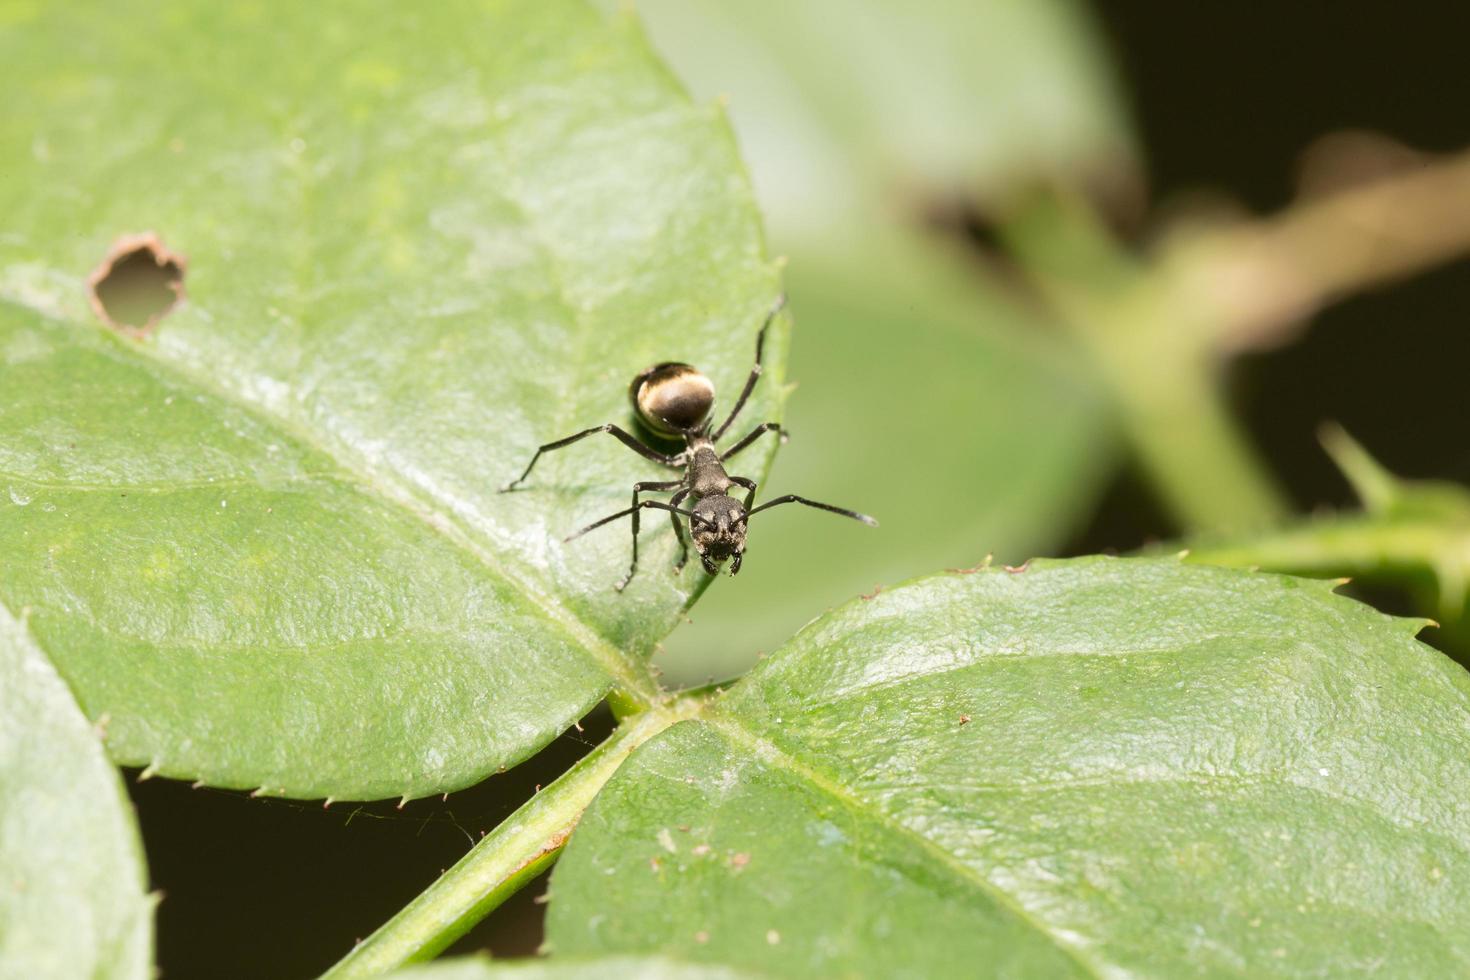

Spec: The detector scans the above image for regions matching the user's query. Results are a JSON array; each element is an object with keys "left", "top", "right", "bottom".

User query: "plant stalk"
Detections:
[
  {"left": 321, "top": 699, "right": 699, "bottom": 978},
  {"left": 1185, "top": 517, "right": 1469, "bottom": 619},
  {"left": 999, "top": 191, "right": 1289, "bottom": 533},
  {"left": 1161, "top": 143, "right": 1470, "bottom": 353}
]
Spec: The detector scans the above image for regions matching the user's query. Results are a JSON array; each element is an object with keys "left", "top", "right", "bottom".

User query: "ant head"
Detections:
[
  {"left": 690, "top": 494, "right": 748, "bottom": 575},
  {"left": 630, "top": 362, "right": 714, "bottom": 437}
]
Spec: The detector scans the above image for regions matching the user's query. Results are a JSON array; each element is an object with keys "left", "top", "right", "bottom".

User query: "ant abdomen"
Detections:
[{"left": 630, "top": 362, "right": 714, "bottom": 435}]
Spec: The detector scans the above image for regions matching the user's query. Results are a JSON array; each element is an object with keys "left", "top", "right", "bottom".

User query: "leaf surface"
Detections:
[
  {"left": 0, "top": 603, "right": 153, "bottom": 979},
  {"left": 390, "top": 955, "right": 755, "bottom": 980},
  {"left": 0, "top": 0, "right": 780, "bottom": 799},
  {"left": 549, "top": 558, "right": 1470, "bottom": 976}
]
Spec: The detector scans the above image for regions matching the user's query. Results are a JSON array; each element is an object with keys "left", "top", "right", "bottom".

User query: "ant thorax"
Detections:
[{"left": 685, "top": 439, "right": 731, "bottom": 497}]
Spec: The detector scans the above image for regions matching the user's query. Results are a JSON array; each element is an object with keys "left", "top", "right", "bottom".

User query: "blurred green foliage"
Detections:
[{"left": 628, "top": 0, "right": 1140, "bottom": 682}]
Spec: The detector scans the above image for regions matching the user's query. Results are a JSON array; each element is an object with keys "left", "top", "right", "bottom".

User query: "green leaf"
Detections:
[
  {"left": 0, "top": 602, "right": 153, "bottom": 979},
  {"left": 0, "top": 0, "right": 780, "bottom": 799},
  {"left": 549, "top": 557, "right": 1470, "bottom": 976},
  {"left": 389, "top": 955, "right": 756, "bottom": 980},
  {"left": 625, "top": 0, "right": 1137, "bottom": 681},
  {"left": 618, "top": 0, "right": 1135, "bottom": 231}
]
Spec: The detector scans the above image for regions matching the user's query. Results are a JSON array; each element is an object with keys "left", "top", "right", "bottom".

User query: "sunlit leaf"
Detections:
[
  {"left": 0, "top": 0, "right": 780, "bottom": 800},
  {"left": 550, "top": 558, "right": 1470, "bottom": 976}
]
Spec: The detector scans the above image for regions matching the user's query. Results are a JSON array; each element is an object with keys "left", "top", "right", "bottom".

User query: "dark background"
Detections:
[
  {"left": 134, "top": 5, "right": 1470, "bottom": 975},
  {"left": 1083, "top": 2, "right": 1470, "bottom": 553}
]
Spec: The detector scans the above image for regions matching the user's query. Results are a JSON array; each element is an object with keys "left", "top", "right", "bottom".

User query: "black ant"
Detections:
[{"left": 502, "top": 296, "right": 876, "bottom": 590}]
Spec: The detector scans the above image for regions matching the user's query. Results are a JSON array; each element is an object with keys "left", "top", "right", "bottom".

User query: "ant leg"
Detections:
[
  {"left": 728, "top": 476, "right": 758, "bottom": 578},
  {"left": 501, "top": 424, "right": 681, "bottom": 491},
  {"left": 748, "top": 493, "right": 878, "bottom": 526},
  {"left": 563, "top": 497, "right": 693, "bottom": 589},
  {"left": 669, "top": 487, "right": 692, "bottom": 571},
  {"left": 711, "top": 294, "right": 786, "bottom": 441},
  {"left": 720, "top": 422, "right": 787, "bottom": 462},
  {"left": 614, "top": 480, "right": 683, "bottom": 591},
  {"left": 730, "top": 475, "right": 758, "bottom": 510}
]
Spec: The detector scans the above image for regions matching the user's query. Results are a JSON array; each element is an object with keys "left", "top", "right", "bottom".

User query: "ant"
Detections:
[{"left": 502, "top": 296, "right": 876, "bottom": 590}]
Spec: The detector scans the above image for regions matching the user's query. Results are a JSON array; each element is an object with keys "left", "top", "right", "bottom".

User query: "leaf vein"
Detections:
[
  {"left": 704, "top": 713, "right": 1107, "bottom": 979},
  {"left": 1, "top": 298, "right": 657, "bottom": 702}
]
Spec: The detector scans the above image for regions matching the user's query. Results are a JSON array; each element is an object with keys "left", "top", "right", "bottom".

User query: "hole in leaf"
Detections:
[{"left": 88, "top": 233, "right": 186, "bottom": 336}]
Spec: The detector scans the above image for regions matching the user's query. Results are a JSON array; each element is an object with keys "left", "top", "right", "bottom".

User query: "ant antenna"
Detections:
[
  {"left": 564, "top": 500, "right": 696, "bottom": 543},
  {"left": 748, "top": 494, "right": 878, "bottom": 526}
]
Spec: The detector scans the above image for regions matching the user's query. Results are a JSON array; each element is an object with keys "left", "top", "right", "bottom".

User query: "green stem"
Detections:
[
  {"left": 1185, "top": 516, "right": 1467, "bottom": 619},
  {"left": 999, "top": 191, "right": 1288, "bottom": 533},
  {"left": 1181, "top": 423, "right": 1470, "bottom": 624},
  {"left": 604, "top": 685, "right": 648, "bottom": 722},
  {"left": 322, "top": 699, "right": 700, "bottom": 978},
  {"left": 1185, "top": 520, "right": 1417, "bottom": 577},
  {"left": 1114, "top": 350, "right": 1286, "bottom": 532}
]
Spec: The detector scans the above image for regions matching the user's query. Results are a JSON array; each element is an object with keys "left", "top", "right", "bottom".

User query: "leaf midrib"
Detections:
[
  {"left": 703, "top": 684, "right": 1470, "bottom": 976},
  {"left": 702, "top": 712, "right": 1106, "bottom": 979},
  {"left": 3, "top": 297, "right": 659, "bottom": 704}
]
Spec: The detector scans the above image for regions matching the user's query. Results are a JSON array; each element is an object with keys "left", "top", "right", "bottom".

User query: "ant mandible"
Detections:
[{"left": 501, "top": 295, "right": 877, "bottom": 590}]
